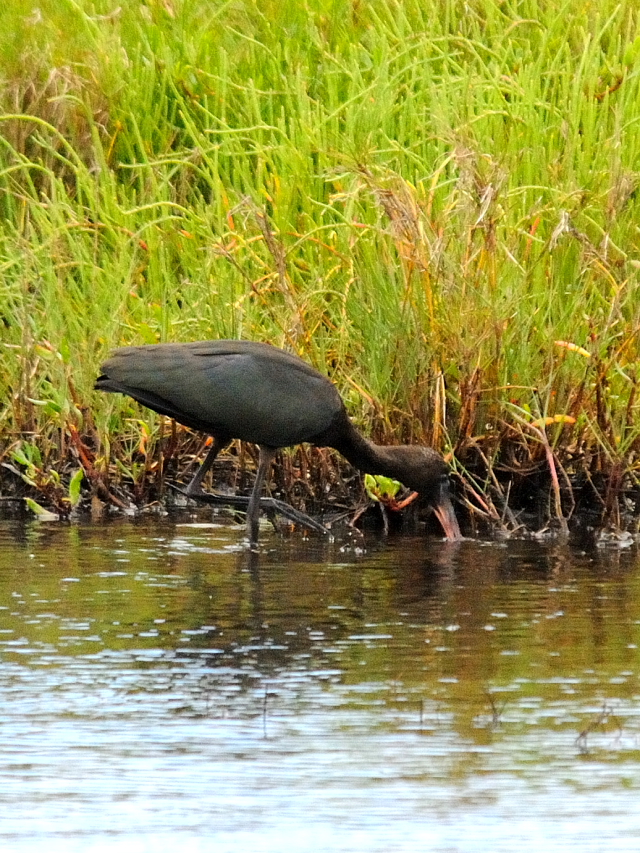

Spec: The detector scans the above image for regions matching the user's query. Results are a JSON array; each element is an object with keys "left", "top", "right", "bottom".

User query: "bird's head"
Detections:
[{"left": 380, "top": 446, "right": 461, "bottom": 540}]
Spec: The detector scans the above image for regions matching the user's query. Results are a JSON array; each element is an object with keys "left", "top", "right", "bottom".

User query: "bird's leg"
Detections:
[
  {"left": 182, "top": 437, "right": 223, "bottom": 497},
  {"left": 170, "top": 441, "right": 328, "bottom": 541},
  {"left": 246, "top": 446, "right": 277, "bottom": 549}
]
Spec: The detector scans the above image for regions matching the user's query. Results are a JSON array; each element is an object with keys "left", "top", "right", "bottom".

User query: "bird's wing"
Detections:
[{"left": 98, "top": 340, "right": 344, "bottom": 448}]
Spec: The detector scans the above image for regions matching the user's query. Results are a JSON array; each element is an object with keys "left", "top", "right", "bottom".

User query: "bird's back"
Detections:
[{"left": 97, "top": 340, "right": 345, "bottom": 448}]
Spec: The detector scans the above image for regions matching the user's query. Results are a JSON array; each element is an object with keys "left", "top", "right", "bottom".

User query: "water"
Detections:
[{"left": 1, "top": 517, "right": 640, "bottom": 852}]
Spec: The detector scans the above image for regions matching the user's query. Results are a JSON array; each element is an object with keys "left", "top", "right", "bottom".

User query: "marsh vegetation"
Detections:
[{"left": 2, "top": 0, "right": 640, "bottom": 534}]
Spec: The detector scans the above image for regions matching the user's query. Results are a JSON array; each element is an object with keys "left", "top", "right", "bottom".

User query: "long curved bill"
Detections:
[{"left": 433, "top": 494, "right": 462, "bottom": 541}]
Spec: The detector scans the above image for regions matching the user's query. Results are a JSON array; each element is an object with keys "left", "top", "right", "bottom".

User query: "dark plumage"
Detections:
[{"left": 96, "top": 340, "right": 460, "bottom": 547}]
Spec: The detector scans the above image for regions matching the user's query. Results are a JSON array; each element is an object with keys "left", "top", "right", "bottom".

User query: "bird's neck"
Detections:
[{"left": 328, "top": 417, "right": 404, "bottom": 478}]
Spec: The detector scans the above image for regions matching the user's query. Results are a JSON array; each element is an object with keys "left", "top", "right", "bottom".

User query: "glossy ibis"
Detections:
[{"left": 95, "top": 340, "right": 460, "bottom": 547}]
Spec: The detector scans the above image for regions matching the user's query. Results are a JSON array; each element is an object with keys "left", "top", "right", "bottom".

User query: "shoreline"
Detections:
[{"left": 1, "top": 439, "right": 638, "bottom": 544}]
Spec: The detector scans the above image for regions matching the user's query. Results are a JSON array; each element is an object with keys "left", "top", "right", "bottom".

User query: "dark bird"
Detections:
[{"left": 95, "top": 340, "right": 460, "bottom": 547}]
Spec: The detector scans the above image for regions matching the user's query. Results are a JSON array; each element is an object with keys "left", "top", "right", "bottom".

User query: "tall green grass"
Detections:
[{"left": 2, "top": 0, "right": 640, "bottom": 528}]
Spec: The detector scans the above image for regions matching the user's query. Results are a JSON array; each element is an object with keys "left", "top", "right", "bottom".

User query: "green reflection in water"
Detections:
[
  {"left": 1, "top": 518, "right": 640, "bottom": 850},
  {"left": 2, "top": 520, "right": 639, "bottom": 726}
]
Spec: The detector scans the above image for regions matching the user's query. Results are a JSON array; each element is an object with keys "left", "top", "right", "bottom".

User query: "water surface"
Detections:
[{"left": 1, "top": 518, "right": 639, "bottom": 852}]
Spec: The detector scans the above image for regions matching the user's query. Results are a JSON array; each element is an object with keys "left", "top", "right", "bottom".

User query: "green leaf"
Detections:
[
  {"left": 43, "top": 401, "right": 63, "bottom": 416},
  {"left": 365, "top": 474, "right": 402, "bottom": 501},
  {"left": 25, "top": 498, "right": 59, "bottom": 520},
  {"left": 623, "top": 36, "right": 640, "bottom": 68},
  {"left": 11, "top": 449, "right": 31, "bottom": 467},
  {"left": 68, "top": 468, "right": 84, "bottom": 507},
  {"left": 30, "top": 444, "right": 43, "bottom": 467}
]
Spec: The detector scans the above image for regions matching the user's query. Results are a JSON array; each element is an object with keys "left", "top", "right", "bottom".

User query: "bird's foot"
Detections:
[{"left": 168, "top": 484, "right": 329, "bottom": 537}]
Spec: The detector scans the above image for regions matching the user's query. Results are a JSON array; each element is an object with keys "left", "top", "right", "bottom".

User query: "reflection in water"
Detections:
[{"left": 1, "top": 518, "right": 640, "bottom": 852}]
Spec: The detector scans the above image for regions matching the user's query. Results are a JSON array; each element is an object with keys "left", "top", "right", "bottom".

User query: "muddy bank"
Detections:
[{"left": 1, "top": 438, "right": 638, "bottom": 544}]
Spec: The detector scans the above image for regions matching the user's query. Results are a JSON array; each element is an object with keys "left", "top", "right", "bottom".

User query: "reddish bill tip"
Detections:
[{"left": 433, "top": 495, "right": 462, "bottom": 541}]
